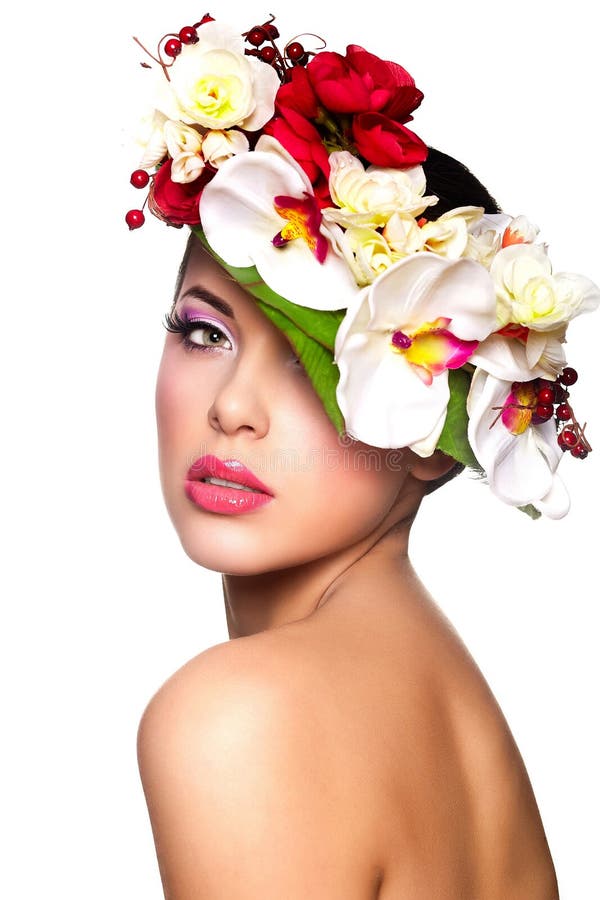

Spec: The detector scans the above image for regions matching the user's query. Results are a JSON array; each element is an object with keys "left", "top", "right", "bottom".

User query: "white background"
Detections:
[{"left": 2, "top": 1, "right": 598, "bottom": 896}]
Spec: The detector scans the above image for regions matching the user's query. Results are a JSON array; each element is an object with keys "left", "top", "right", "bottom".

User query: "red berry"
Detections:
[
  {"left": 179, "top": 25, "right": 198, "bottom": 44},
  {"left": 259, "top": 45, "right": 277, "bottom": 62},
  {"left": 535, "top": 403, "right": 554, "bottom": 420},
  {"left": 571, "top": 444, "right": 589, "bottom": 459},
  {"left": 560, "top": 366, "right": 578, "bottom": 386},
  {"left": 287, "top": 41, "right": 306, "bottom": 61},
  {"left": 561, "top": 428, "right": 578, "bottom": 447},
  {"left": 164, "top": 38, "right": 182, "bottom": 58},
  {"left": 130, "top": 169, "right": 150, "bottom": 189},
  {"left": 556, "top": 403, "right": 571, "bottom": 421},
  {"left": 125, "top": 209, "right": 145, "bottom": 230},
  {"left": 247, "top": 26, "right": 266, "bottom": 46},
  {"left": 537, "top": 386, "right": 555, "bottom": 405},
  {"left": 261, "top": 21, "right": 280, "bottom": 40},
  {"left": 557, "top": 431, "right": 569, "bottom": 451}
]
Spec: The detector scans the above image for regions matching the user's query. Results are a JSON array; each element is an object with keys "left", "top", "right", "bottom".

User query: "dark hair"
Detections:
[{"left": 173, "top": 147, "right": 502, "bottom": 497}]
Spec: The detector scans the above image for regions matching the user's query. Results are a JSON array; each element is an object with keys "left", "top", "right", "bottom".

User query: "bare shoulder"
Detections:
[{"left": 137, "top": 635, "right": 382, "bottom": 899}]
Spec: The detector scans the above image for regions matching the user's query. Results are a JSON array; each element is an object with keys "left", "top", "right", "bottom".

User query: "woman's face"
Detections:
[{"left": 155, "top": 238, "right": 415, "bottom": 576}]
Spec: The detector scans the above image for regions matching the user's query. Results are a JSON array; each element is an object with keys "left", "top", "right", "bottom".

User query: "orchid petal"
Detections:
[
  {"left": 201, "top": 136, "right": 359, "bottom": 311},
  {"left": 367, "top": 254, "right": 497, "bottom": 340},
  {"left": 471, "top": 331, "right": 566, "bottom": 381},
  {"left": 335, "top": 326, "right": 451, "bottom": 449},
  {"left": 467, "top": 369, "right": 569, "bottom": 515}
]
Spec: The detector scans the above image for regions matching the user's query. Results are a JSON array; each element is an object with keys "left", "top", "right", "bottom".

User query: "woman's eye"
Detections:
[
  {"left": 187, "top": 323, "right": 232, "bottom": 350},
  {"left": 162, "top": 309, "right": 233, "bottom": 354}
]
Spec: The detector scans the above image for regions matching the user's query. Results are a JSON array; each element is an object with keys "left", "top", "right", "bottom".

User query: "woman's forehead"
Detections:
[{"left": 177, "top": 240, "right": 296, "bottom": 348}]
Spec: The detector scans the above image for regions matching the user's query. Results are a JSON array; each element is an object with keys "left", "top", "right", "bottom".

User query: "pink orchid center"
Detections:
[
  {"left": 272, "top": 192, "right": 328, "bottom": 264},
  {"left": 499, "top": 382, "right": 537, "bottom": 435},
  {"left": 390, "top": 317, "right": 479, "bottom": 386}
]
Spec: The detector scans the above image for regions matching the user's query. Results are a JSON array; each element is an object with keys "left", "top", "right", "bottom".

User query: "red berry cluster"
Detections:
[
  {"left": 126, "top": 15, "right": 217, "bottom": 229},
  {"left": 528, "top": 367, "right": 591, "bottom": 459},
  {"left": 243, "top": 15, "right": 318, "bottom": 80}
]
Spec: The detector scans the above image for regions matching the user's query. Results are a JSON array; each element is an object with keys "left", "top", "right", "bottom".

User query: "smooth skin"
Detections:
[{"left": 140, "top": 237, "right": 559, "bottom": 899}]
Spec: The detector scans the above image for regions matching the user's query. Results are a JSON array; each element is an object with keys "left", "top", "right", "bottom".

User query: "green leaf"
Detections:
[
  {"left": 517, "top": 503, "right": 542, "bottom": 520},
  {"left": 192, "top": 226, "right": 345, "bottom": 351},
  {"left": 436, "top": 368, "right": 483, "bottom": 472},
  {"left": 254, "top": 300, "right": 345, "bottom": 435}
]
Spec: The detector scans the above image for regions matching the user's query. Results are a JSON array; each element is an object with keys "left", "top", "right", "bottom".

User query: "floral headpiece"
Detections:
[{"left": 126, "top": 14, "right": 600, "bottom": 518}]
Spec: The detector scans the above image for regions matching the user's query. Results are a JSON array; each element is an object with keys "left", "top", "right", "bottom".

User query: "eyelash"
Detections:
[{"left": 162, "top": 309, "right": 233, "bottom": 354}]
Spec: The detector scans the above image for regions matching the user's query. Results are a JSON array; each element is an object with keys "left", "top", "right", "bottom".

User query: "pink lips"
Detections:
[{"left": 184, "top": 454, "right": 274, "bottom": 515}]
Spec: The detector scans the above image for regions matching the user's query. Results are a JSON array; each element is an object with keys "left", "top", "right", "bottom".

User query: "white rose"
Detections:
[
  {"left": 382, "top": 212, "right": 424, "bottom": 255},
  {"left": 344, "top": 226, "right": 396, "bottom": 285},
  {"left": 136, "top": 109, "right": 167, "bottom": 168},
  {"left": 324, "top": 152, "right": 438, "bottom": 228},
  {"left": 419, "top": 206, "right": 484, "bottom": 259},
  {"left": 155, "top": 21, "right": 279, "bottom": 130},
  {"left": 464, "top": 229, "right": 501, "bottom": 269},
  {"left": 202, "top": 129, "right": 249, "bottom": 168},
  {"left": 491, "top": 243, "right": 600, "bottom": 331}
]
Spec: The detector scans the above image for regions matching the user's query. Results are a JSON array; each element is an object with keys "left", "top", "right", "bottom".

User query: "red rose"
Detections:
[
  {"left": 263, "top": 113, "right": 331, "bottom": 199},
  {"left": 306, "top": 51, "right": 371, "bottom": 113},
  {"left": 352, "top": 113, "right": 428, "bottom": 167},
  {"left": 275, "top": 65, "right": 320, "bottom": 119},
  {"left": 344, "top": 45, "right": 424, "bottom": 121},
  {"left": 307, "top": 45, "right": 424, "bottom": 121},
  {"left": 264, "top": 67, "right": 331, "bottom": 202},
  {"left": 148, "top": 159, "right": 214, "bottom": 227}
]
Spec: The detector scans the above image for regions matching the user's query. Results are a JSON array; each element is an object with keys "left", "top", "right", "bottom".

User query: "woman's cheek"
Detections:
[{"left": 155, "top": 349, "right": 203, "bottom": 464}]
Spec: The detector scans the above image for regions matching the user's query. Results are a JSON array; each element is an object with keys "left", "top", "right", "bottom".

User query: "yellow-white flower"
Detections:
[
  {"left": 202, "top": 129, "right": 249, "bottom": 168},
  {"left": 382, "top": 212, "right": 424, "bottom": 256},
  {"left": 343, "top": 226, "right": 398, "bottom": 285},
  {"left": 324, "top": 152, "right": 437, "bottom": 228},
  {"left": 419, "top": 206, "right": 484, "bottom": 259},
  {"left": 491, "top": 242, "right": 600, "bottom": 331},
  {"left": 155, "top": 21, "right": 279, "bottom": 131}
]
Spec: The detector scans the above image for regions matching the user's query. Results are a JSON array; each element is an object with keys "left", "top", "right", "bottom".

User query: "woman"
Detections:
[{"left": 128, "top": 14, "right": 598, "bottom": 898}]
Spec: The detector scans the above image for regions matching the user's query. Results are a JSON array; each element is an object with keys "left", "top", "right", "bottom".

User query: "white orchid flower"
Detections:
[
  {"left": 200, "top": 136, "right": 360, "bottom": 311},
  {"left": 334, "top": 254, "right": 498, "bottom": 455},
  {"left": 466, "top": 369, "right": 570, "bottom": 517}
]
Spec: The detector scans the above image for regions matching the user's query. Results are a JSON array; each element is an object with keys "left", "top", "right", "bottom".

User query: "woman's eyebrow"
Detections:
[{"left": 178, "top": 287, "right": 235, "bottom": 320}]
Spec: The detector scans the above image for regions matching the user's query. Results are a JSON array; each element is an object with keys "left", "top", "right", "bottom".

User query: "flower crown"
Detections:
[{"left": 126, "top": 14, "right": 599, "bottom": 519}]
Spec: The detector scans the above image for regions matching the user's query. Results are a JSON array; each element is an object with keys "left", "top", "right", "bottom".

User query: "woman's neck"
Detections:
[{"left": 221, "top": 501, "right": 418, "bottom": 640}]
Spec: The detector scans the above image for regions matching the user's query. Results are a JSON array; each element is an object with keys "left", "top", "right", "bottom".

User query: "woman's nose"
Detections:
[{"left": 207, "top": 345, "right": 271, "bottom": 439}]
